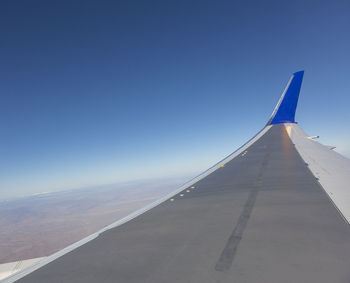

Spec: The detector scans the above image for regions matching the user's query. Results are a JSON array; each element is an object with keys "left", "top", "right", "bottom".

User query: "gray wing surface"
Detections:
[{"left": 5, "top": 72, "right": 350, "bottom": 283}]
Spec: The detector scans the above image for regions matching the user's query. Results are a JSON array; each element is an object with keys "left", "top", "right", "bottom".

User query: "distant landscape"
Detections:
[{"left": 0, "top": 177, "right": 189, "bottom": 264}]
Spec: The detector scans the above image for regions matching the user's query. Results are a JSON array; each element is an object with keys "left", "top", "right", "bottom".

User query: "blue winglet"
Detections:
[{"left": 267, "top": 71, "right": 304, "bottom": 125}]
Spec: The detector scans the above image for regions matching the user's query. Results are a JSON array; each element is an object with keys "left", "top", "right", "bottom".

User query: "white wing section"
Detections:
[
  {"left": 0, "top": 258, "right": 44, "bottom": 281},
  {"left": 285, "top": 123, "right": 350, "bottom": 224}
]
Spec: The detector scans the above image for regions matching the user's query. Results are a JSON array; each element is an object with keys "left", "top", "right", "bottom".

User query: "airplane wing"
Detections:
[{"left": 4, "top": 71, "right": 350, "bottom": 283}]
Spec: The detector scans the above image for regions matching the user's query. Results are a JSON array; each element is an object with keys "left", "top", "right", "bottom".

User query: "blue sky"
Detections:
[{"left": 1, "top": 0, "right": 349, "bottom": 199}]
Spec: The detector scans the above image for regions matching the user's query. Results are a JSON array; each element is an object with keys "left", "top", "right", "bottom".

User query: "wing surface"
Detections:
[{"left": 4, "top": 71, "right": 350, "bottom": 283}]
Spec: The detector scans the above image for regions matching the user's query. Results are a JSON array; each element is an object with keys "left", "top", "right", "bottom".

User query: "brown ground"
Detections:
[{"left": 0, "top": 177, "right": 188, "bottom": 264}]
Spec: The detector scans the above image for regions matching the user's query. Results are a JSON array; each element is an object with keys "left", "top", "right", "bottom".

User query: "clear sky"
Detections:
[{"left": 1, "top": 0, "right": 349, "bottom": 199}]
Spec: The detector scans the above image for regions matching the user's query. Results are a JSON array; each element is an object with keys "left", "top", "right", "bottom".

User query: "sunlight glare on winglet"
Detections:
[{"left": 285, "top": 125, "right": 292, "bottom": 137}]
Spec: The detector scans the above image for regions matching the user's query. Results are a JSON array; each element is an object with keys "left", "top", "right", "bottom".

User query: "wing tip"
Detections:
[
  {"left": 267, "top": 71, "right": 304, "bottom": 125},
  {"left": 294, "top": 70, "right": 304, "bottom": 75}
]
